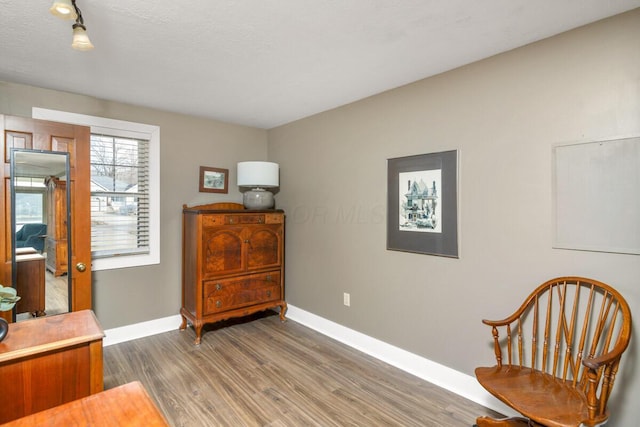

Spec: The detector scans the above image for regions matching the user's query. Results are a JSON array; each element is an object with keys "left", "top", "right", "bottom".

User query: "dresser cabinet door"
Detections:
[
  {"left": 202, "top": 227, "right": 245, "bottom": 277},
  {"left": 246, "top": 225, "right": 282, "bottom": 271}
]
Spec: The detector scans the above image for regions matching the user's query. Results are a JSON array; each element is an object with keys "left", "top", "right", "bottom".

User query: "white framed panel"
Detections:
[{"left": 553, "top": 136, "right": 640, "bottom": 255}]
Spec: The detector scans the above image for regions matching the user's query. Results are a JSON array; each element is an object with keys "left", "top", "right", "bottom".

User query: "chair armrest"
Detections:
[
  {"left": 481, "top": 290, "right": 541, "bottom": 328},
  {"left": 482, "top": 317, "right": 515, "bottom": 327},
  {"left": 480, "top": 303, "right": 535, "bottom": 367},
  {"left": 582, "top": 340, "right": 629, "bottom": 370},
  {"left": 481, "top": 309, "right": 527, "bottom": 328}
]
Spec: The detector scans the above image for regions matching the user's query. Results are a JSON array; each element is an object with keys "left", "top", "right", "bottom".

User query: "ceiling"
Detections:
[
  {"left": 13, "top": 150, "right": 67, "bottom": 179},
  {"left": 1, "top": 1, "right": 639, "bottom": 129}
]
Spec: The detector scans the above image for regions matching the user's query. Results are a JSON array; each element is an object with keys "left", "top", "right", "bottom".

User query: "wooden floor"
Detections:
[{"left": 103, "top": 312, "right": 501, "bottom": 426}]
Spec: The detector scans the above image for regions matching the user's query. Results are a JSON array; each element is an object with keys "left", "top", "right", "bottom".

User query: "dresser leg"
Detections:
[
  {"left": 179, "top": 312, "right": 202, "bottom": 344},
  {"left": 193, "top": 324, "right": 203, "bottom": 345},
  {"left": 279, "top": 302, "right": 288, "bottom": 322}
]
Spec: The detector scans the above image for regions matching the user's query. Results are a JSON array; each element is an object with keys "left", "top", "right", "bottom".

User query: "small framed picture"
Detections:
[
  {"left": 387, "top": 150, "right": 459, "bottom": 257},
  {"left": 199, "top": 166, "right": 229, "bottom": 193}
]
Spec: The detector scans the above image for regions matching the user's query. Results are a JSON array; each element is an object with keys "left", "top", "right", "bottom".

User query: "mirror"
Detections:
[{"left": 10, "top": 150, "right": 71, "bottom": 322}]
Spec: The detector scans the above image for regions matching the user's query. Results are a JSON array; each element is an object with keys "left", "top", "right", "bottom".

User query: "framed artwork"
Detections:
[
  {"left": 199, "top": 166, "right": 229, "bottom": 193},
  {"left": 387, "top": 150, "right": 458, "bottom": 257}
]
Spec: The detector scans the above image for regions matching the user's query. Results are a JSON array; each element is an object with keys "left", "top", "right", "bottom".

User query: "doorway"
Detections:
[{"left": 0, "top": 115, "right": 92, "bottom": 323}]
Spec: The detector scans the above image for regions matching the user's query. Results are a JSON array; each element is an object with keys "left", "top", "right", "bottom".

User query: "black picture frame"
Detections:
[
  {"left": 199, "top": 166, "right": 229, "bottom": 193},
  {"left": 387, "top": 150, "right": 458, "bottom": 257}
]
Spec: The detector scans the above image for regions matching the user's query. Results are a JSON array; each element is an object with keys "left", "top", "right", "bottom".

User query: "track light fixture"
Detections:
[{"left": 50, "top": 0, "right": 94, "bottom": 51}]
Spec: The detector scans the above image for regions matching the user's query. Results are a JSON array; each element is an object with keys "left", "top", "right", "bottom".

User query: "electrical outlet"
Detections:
[{"left": 343, "top": 292, "right": 350, "bottom": 307}]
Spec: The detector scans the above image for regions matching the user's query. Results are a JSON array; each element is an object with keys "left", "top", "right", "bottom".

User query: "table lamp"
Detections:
[{"left": 237, "top": 161, "right": 279, "bottom": 209}]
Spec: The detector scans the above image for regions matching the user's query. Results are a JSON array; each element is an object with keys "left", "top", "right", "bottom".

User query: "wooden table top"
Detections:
[
  {"left": 0, "top": 310, "right": 104, "bottom": 363},
  {"left": 15, "top": 253, "right": 45, "bottom": 262},
  {"left": 0, "top": 381, "right": 169, "bottom": 426},
  {"left": 14, "top": 247, "right": 37, "bottom": 255}
]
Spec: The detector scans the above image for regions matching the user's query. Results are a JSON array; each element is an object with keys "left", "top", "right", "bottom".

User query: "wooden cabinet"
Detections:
[
  {"left": 44, "top": 176, "right": 67, "bottom": 276},
  {"left": 0, "top": 310, "right": 104, "bottom": 423},
  {"left": 15, "top": 253, "right": 45, "bottom": 316},
  {"left": 180, "top": 204, "right": 287, "bottom": 344}
]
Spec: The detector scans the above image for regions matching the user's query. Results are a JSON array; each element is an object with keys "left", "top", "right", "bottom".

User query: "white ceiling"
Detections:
[{"left": 1, "top": 1, "right": 639, "bottom": 129}]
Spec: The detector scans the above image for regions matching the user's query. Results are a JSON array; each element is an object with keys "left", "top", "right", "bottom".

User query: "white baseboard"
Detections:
[
  {"left": 102, "top": 306, "right": 514, "bottom": 416},
  {"left": 103, "top": 314, "right": 182, "bottom": 347}
]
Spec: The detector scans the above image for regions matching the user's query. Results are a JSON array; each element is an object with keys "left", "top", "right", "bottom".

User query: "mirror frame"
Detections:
[{"left": 9, "top": 149, "right": 72, "bottom": 322}]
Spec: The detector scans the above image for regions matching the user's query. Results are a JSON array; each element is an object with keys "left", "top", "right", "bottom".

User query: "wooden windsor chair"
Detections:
[{"left": 475, "top": 277, "right": 632, "bottom": 427}]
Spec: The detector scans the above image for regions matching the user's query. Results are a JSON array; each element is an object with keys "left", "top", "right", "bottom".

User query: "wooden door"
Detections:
[{"left": 0, "top": 115, "right": 92, "bottom": 320}]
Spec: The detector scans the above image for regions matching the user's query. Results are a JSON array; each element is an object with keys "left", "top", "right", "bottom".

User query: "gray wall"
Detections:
[
  {"left": 268, "top": 9, "right": 639, "bottom": 425},
  {"left": 0, "top": 81, "right": 269, "bottom": 328}
]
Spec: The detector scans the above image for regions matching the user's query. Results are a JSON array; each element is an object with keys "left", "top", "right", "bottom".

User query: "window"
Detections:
[
  {"left": 32, "top": 108, "right": 160, "bottom": 270},
  {"left": 15, "top": 181, "right": 46, "bottom": 228},
  {"left": 91, "top": 134, "right": 150, "bottom": 258}
]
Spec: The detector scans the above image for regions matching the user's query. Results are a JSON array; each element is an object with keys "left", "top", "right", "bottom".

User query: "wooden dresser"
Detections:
[
  {"left": 0, "top": 310, "right": 104, "bottom": 423},
  {"left": 180, "top": 203, "right": 287, "bottom": 344},
  {"left": 44, "top": 176, "right": 68, "bottom": 277}
]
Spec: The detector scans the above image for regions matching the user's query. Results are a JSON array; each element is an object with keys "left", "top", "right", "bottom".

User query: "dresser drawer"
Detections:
[
  {"left": 201, "top": 213, "right": 265, "bottom": 226},
  {"left": 203, "top": 272, "right": 281, "bottom": 315},
  {"left": 225, "top": 214, "right": 265, "bottom": 225},
  {"left": 201, "top": 213, "right": 283, "bottom": 227},
  {"left": 202, "top": 215, "right": 225, "bottom": 226}
]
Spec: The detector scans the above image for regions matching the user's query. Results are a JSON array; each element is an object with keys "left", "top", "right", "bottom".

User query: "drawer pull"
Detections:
[
  {"left": 266, "top": 290, "right": 271, "bottom": 298},
  {"left": 215, "top": 283, "right": 222, "bottom": 291},
  {"left": 216, "top": 300, "right": 222, "bottom": 308},
  {"left": 266, "top": 275, "right": 272, "bottom": 281}
]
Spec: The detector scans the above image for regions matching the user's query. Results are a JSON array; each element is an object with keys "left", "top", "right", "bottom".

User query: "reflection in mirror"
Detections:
[{"left": 11, "top": 150, "right": 71, "bottom": 322}]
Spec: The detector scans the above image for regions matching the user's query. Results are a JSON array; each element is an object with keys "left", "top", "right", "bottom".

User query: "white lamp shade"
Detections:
[
  {"left": 49, "top": 0, "right": 77, "bottom": 20},
  {"left": 237, "top": 161, "right": 279, "bottom": 188},
  {"left": 72, "top": 26, "right": 94, "bottom": 51}
]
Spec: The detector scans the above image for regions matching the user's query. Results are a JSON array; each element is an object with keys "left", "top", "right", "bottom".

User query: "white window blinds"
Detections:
[{"left": 90, "top": 134, "right": 150, "bottom": 258}]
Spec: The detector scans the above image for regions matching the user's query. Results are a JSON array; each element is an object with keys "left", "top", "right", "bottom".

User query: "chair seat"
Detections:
[{"left": 475, "top": 365, "right": 600, "bottom": 427}]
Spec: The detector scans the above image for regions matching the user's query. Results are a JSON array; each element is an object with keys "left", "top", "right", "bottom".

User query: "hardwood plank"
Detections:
[{"left": 104, "top": 312, "right": 501, "bottom": 426}]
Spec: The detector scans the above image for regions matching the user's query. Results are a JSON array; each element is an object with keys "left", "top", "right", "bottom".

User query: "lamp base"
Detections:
[{"left": 243, "top": 188, "right": 274, "bottom": 209}]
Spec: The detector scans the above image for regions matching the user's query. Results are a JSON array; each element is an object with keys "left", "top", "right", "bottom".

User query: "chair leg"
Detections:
[{"left": 475, "top": 416, "right": 531, "bottom": 427}]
